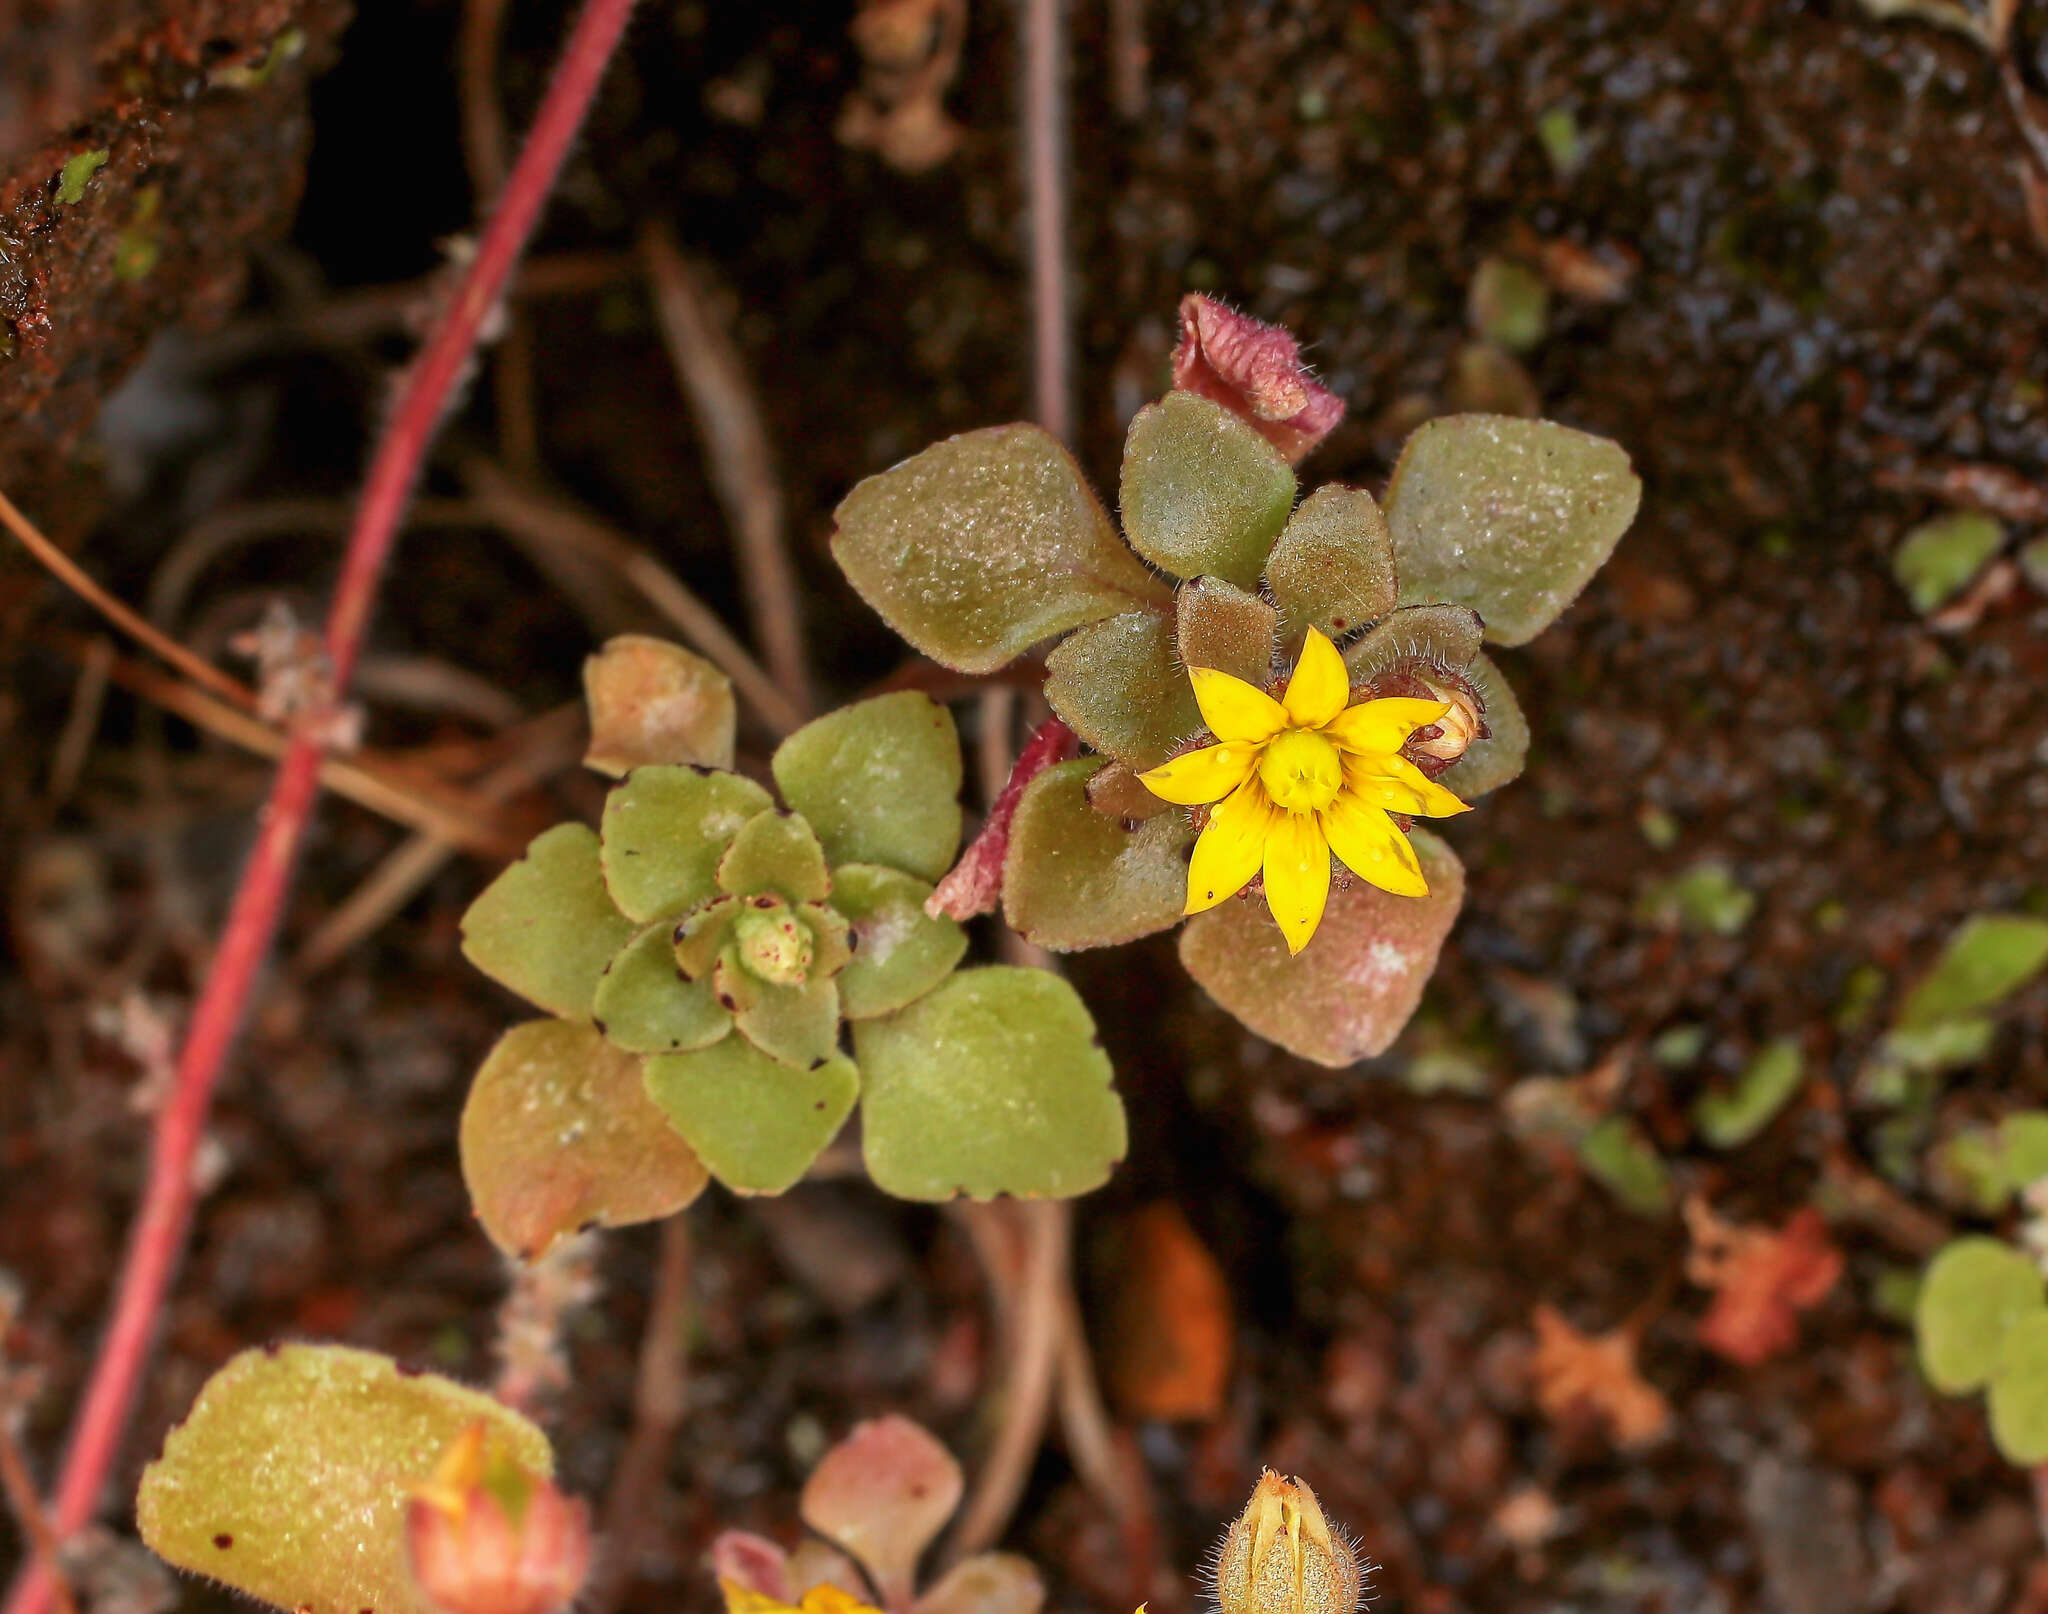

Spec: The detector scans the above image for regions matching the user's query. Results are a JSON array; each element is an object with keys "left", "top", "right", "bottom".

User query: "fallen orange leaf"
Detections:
[
  {"left": 1684, "top": 1199, "right": 1843, "bottom": 1368},
  {"left": 1105, "top": 1202, "right": 1235, "bottom": 1422},
  {"left": 1530, "top": 1304, "right": 1670, "bottom": 1448}
]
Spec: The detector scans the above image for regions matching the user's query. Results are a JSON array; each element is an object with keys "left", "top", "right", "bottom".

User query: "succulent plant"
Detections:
[
  {"left": 457, "top": 645, "right": 1127, "bottom": 1244},
  {"left": 832, "top": 295, "right": 1641, "bottom": 1067}
]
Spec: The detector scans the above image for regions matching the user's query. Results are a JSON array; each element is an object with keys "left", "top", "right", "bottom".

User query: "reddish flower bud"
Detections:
[
  {"left": 1170, "top": 296, "right": 1346, "bottom": 464},
  {"left": 405, "top": 1423, "right": 591, "bottom": 1614}
]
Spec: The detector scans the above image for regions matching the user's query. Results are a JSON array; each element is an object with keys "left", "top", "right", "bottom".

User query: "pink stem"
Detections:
[
  {"left": 926, "top": 717, "right": 1077, "bottom": 921},
  {"left": 2, "top": 5, "right": 642, "bottom": 1611}
]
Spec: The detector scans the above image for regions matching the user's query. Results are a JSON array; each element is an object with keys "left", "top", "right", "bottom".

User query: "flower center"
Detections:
[
  {"left": 1259, "top": 728, "right": 1343, "bottom": 813},
  {"left": 734, "top": 908, "right": 815, "bottom": 985}
]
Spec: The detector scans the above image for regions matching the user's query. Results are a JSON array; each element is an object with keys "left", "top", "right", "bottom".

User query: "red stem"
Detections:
[
  {"left": 2, "top": 5, "right": 641, "bottom": 1611},
  {"left": 926, "top": 716, "right": 1077, "bottom": 921}
]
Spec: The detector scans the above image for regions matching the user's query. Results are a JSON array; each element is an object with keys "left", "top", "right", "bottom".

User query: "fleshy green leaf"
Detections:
[
  {"left": 1385, "top": 414, "right": 1642, "bottom": 646},
  {"left": 831, "top": 423, "right": 1163, "bottom": 673},
  {"left": 772, "top": 692, "right": 963, "bottom": 883},
  {"left": 1577, "top": 1116, "right": 1674, "bottom": 1217},
  {"left": 1263, "top": 484, "right": 1399, "bottom": 645},
  {"left": 1177, "top": 830, "right": 1465, "bottom": 1066},
  {"left": 1342, "top": 603, "right": 1485, "bottom": 684},
  {"left": 799, "top": 1416, "right": 963, "bottom": 1614},
  {"left": 1174, "top": 576, "right": 1276, "bottom": 686},
  {"left": 1692, "top": 1037, "right": 1805, "bottom": 1149},
  {"left": 1043, "top": 610, "right": 1201, "bottom": 770},
  {"left": 591, "top": 923, "right": 732, "bottom": 1055},
  {"left": 1119, "top": 392, "right": 1296, "bottom": 588},
  {"left": 717, "top": 957, "right": 842, "bottom": 1069},
  {"left": 643, "top": 1039, "right": 860, "bottom": 1195},
  {"left": 2001, "top": 1113, "right": 2048, "bottom": 1194},
  {"left": 600, "top": 767, "right": 772, "bottom": 923},
  {"left": 1001, "top": 759, "right": 1191, "bottom": 951},
  {"left": 718, "top": 810, "right": 832, "bottom": 902},
  {"left": 832, "top": 864, "right": 968, "bottom": 1019},
  {"left": 1990, "top": 1313, "right": 2048, "bottom": 1464},
  {"left": 1916, "top": 1236, "right": 2047, "bottom": 1394},
  {"left": 1893, "top": 511, "right": 2003, "bottom": 615},
  {"left": 137, "top": 1345, "right": 553, "bottom": 1614},
  {"left": 461, "top": 824, "right": 637, "bottom": 1020},
  {"left": 582, "top": 634, "right": 735, "bottom": 777},
  {"left": 1468, "top": 257, "right": 1550, "bottom": 353},
  {"left": 855, "top": 966, "right": 1126, "bottom": 1200},
  {"left": 1637, "top": 861, "right": 1755, "bottom": 937},
  {"left": 1445, "top": 652, "right": 1528, "bottom": 797},
  {"left": 459, "top": 1019, "right": 709, "bottom": 1256},
  {"left": 1897, "top": 914, "right": 2048, "bottom": 1031}
]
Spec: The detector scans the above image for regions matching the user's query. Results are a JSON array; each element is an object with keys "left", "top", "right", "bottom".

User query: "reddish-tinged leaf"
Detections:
[
  {"left": 711, "top": 1532, "right": 791, "bottom": 1604},
  {"left": 1170, "top": 295, "right": 1345, "bottom": 464},
  {"left": 1685, "top": 1201, "right": 1844, "bottom": 1367},
  {"left": 800, "top": 1416, "right": 962, "bottom": 1614}
]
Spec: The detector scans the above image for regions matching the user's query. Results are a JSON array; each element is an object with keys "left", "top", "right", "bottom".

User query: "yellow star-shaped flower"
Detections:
[
  {"left": 720, "top": 1584, "right": 883, "bottom": 1614},
  {"left": 1138, "top": 628, "right": 1471, "bottom": 955}
]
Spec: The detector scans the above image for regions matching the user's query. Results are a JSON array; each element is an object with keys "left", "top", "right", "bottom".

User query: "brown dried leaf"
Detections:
[
  {"left": 582, "top": 635, "right": 735, "bottom": 777},
  {"left": 1104, "top": 1202, "right": 1235, "bottom": 1422},
  {"left": 1170, "top": 295, "right": 1346, "bottom": 464}
]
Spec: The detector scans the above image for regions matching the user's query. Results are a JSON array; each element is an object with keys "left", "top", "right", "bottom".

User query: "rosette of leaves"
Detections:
[
  {"left": 833, "top": 361, "right": 1640, "bottom": 1067},
  {"left": 1915, "top": 1236, "right": 2048, "bottom": 1465},
  {"left": 460, "top": 679, "right": 1126, "bottom": 1235}
]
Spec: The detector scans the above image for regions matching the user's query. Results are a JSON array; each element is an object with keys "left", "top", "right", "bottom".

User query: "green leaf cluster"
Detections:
[
  {"left": 832, "top": 390, "right": 1639, "bottom": 1064},
  {"left": 1915, "top": 1238, "right": 2048, "bottom": 1465},
  {"left": 461, "top": 684, "right": 1126, "bottom": 1228},
  {"left": 1862, "top": 913, "right": 2048, "bottom": 1100}
]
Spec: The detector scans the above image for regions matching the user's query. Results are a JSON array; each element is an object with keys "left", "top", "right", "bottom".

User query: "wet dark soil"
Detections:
[{"left": 5, "top": 1, "right": 2048, "bottom": 1612}]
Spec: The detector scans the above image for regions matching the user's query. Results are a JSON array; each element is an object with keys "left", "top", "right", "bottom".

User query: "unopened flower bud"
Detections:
[
  {"left": 735, "top": 906, "right": 816, "bottom": 985},
  {"left": 1408, "top": 679, "right": 1484, "bottom": 764},
  {"left": 406, "top": 1423, "right": 591, "bottom": 1614},
  {"left": 1212, "top": 1472, "right": 1364, "bottom": 1614}
]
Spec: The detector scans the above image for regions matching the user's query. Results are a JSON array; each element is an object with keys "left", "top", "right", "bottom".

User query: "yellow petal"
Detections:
[
  {"left": 1280, "top": 628, "right": 1350, "bottom": 730},
  {"left": 1139, "top": 740, "right": 1260, "bottom": 806},
  {"left": 797, "top": 1592, "right": 884, "bottom": 1614},
  {"left": 1189, "top": 667, "right": 1286, "bottom": 744},
  {"left": 1322, "top": 796, "right": 1428, "bottom": 898},
  {"left": 721, "top": 1582, "right": 795, "bottom": 1614},
  {"left": 1185, "top": 782, "right": 1275, "bottom": 914},
  {"left": 1324, "top": 696, "right": 1452, "bottom": 755},
  {"left": 1262, "top": 810, "right": 1332, "bottom": 955},
  {"left": 1340, "top": 753, "right": 1472, "bottom": 819}
]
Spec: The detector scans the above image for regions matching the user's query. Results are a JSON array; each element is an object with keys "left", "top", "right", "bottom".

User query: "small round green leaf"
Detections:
[
  {"left": 1898, "top": 914, "right": 2048, "bottom": 1031},
  {"left": 2001, "top": 1113, "right": 2048, "bottom": 1194},
  {"left": 1576, "top": 1116, "right": 1675, "bottom": 1218},
  {"left": 772, "top": 692, "right": 963, "bottom": 883},
  {"left": 592, "top": 923, "right": 732, "bottom": 1055},
  {"left": 1262, "top": 484, "right": 1398, "bottom": 645},
  {"left": 138, "top": 1344, "right": 554, "bottom": 1614},
  {"left": 1893, "top": 511, "right": 2003, "bottom": 615},
  {"left": 1343, "top": 603, "right": 1485, "bottom": 683},
  {"left": 1120, "top": 391, "right": 1297, "bottom": 588},
  {"left": 1386, "top": 414, "right": 1642, "bottom": 646},
  {"left": 600, "top": 767, "right": 772, "bottom": 923},
  {"left": 1990, "top": 1313, "right": 2048, "bottom": 1464},
  {"left": 1174, "top": 576, "right": 1276, "bottom": 686},
  {"left": 1043, "top": 610, "right": 1201, "bottom": 770},
  {"left": 831, "top": 423, "right": 1164, "bottom": 673},
  {"left": 855, "top": 966, "right": 1127, "bottom": 1201},
  {"left": 582, "top": 634, "right": 735, "bottom": 777},
  {"left": 460, "top": 1019, "right": 709, "bottom": 1257},
  {"left": 460, "top": 823, "right": 637, "bottom": 1021},
  {"left": 1468, "top": 257, "right": 1550, "bottom": 353},
  {"left": 1916, "top": 1236, "right": 2048, "bottom": 1395},
  {"left": 1001, "top": 759, "right": 1191, "bottom": 951},
  {"left": 718, "top": 957, "right": 842, "bottom": 1069},
  {"left": 643, "top": 1039, "right": 859, "bottom": 1195},
  {"left": 1178, "top": 829, "right": 1465, "bottom": 1066},
  {"left": 1444, "top": 652, "right": 1528, "bottom": 797},
  {"left": 718, "top": 809, "right": 832, "bottom": 902},
  {"left": 832, "top": 864, "right": 968, "bottom": 1019}
]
